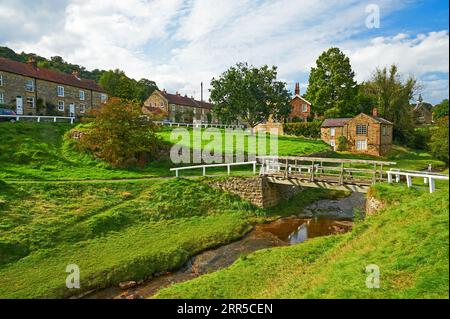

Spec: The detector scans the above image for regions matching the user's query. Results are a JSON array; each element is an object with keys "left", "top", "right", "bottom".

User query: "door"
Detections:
[
  {"left": 330, "top": 140, "right": 336, "bottom": 151},
  {"left": 69, "top": 103, "right": 75, "bottom": 117},
  {"left": 16, "top": 96, "right": 23, "bottom": 115}
]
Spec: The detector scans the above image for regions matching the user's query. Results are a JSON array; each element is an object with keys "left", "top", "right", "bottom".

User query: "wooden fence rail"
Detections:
[{"left": 0, "top": 114, "right": 76, "bottom": 124}]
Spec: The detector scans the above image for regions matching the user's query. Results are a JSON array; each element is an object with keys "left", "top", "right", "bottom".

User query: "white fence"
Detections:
[
  {"left": 387, "top": 169, "right": 449, "bottom": 193},
  {"left": 154, "top": 121, "right": 245, "bottom": 129},
  {"left": 170, "top": 161, "right": 257, "bottom": 177},
  {"left": 0, "top": 115, "right": 76, "bottom": 124}
]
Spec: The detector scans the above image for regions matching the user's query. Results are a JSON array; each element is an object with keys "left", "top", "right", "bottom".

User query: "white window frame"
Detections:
[
  {"left": 57, "top": 86, "right": 65, "bottom": 97},
  {"left": 79, "top": 103, "right": 86, "bottom": 114},
  {"left": 58, "top": 101, "right": 65, "bottom": 111},
  {"left": 101, "top": 93, "right": 107, "bottom": 103},
  {"left": 26, "top": 97, "right": 35, "bottom": 108},
  {"left": 79, "top": 90, "right": 85, "bottom": 101},
  {"left": 330, "top": 127, "right": 335, "bottom": 137},
  {"left": 171, "top": 105, "right": 176, "bottom": 112},
  {"left": 0, "top": 75, "right": 3, "bottom": 86},
  {"left": 302, "top": 103, "right": 307, "bottom": 112},
  {"left": 0, "top": 92, "right": 4, "bottom": 104},
  {"left": 356, "top": 124, "right": 367, "bottom": 135},
  {"left": 25, "top": 79, "right": 34, "bottom": 92},
  {"left": 382, "top": 126, "right": 387, "bottom": 136},
  {"left": 356, "top": 139, "right": 367, "bottom": 151}
]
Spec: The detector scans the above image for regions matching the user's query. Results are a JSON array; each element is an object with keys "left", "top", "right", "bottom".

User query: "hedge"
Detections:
[{"left": 283, "top": 121, "right": 322, "bottom": 138}]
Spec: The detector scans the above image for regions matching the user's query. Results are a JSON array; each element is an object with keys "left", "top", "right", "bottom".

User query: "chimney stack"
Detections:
[
  {"left": 201, "top": 82, "right": 204, "bottom": 102},
  {"left": 27, "top": 57, "right": 37, "bottom": 68},
  {"left": 72, "top": 70, "right": 80, "bottom": 78},
  {"left": 295, "top": 82, "right": 300, "bottom": 95},
  {"left": 176, "top": 91, "right": 180, "bottom": 96},
  {"left": 372, "top": 107, "right": 378, "bottom": 117}
]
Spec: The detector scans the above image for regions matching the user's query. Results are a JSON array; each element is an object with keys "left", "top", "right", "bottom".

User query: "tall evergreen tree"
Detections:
[{"left": 306, "top": 47, "right": 358, "bottom": 118}]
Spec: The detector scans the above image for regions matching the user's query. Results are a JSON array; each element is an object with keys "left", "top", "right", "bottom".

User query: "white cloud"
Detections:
[{"left": 0, "top": 0, "right": 448, "bottom": 103}]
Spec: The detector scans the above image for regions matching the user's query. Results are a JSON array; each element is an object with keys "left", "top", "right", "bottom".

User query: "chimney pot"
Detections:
[{"left": 372, "top": 107, "right": 378, "bottom": 117}]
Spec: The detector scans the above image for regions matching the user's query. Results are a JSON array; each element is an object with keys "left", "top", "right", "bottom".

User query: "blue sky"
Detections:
[{"left": 0, "top": 0, "right": 448, "bottom": 103}]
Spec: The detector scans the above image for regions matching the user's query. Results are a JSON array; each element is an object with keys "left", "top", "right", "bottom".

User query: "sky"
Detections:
[{"left": 0, "top": 0, "right": 448, "bottom": 104}]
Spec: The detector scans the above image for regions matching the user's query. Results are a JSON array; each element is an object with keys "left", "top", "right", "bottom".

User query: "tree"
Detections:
[
  {"left": 429, "top": 117, "right": 449, "bottom": 164},
  {"left": 73, "top": 98, "right": 161, "bottom": 167},
  {"left": 363, "top": 65, "right": 418, "bottom": 143},
  {"left": 306, "top": 48, "right": 358, "bottom": 118},
  {"left": 135, "top": 79, "right": 158, "bottom": 103},
  {"left": 210, "top": 63, "right": 291, "bottom": 128},
  {"left": 433, "top": 99, "right": 449, "bottom": 120}
]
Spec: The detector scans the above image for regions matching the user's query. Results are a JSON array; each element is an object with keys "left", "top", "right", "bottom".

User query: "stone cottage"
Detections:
[
  {"left": 321, "top": 108, "right": 393, "bottom": 156},
  {"left": 143, "top": 89, "right": 214, "bottom": 123},
  {"left": 0, "top": 57, "right": 107, "bottom": 116}
]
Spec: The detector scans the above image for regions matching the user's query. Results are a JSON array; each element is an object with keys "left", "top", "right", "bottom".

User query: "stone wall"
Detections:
[{"left": 207, "top": 176, "right": 301, "bottom": 208}]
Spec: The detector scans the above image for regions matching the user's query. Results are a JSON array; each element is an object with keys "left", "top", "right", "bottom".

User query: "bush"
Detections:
[
  {"left": 283, "top": 121, "right": 322, "bottom": 138},
  {"left": 429, "top": 117, "right": 449, "bottom": 165},
  {"left": 408, "top": 127, "right": 433, "bottom": 150},
  {"left": 337, "top": 136, "right": 349, "bottom": 151},
  {"left": 70, "top": 98, "right": 162, "bottom": 167}
]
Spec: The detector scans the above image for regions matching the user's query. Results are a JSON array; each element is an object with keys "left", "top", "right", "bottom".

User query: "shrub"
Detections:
[
  {"left": 283, "top": 121, "right": 322, "bottom": 138},
  {"left": 429, "top": 117, "right": 449, "bottom": 165},
  {"left": 337, "top": 136, "right": 349, "bottom": 151},
  {"left": 408, "top": 127, "right": 433, "bottom": 150},
  {"left": 70, "top": 98, "right": 162, "bottom": 167}
]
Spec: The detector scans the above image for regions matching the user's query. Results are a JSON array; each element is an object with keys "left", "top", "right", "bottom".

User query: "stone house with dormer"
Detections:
[
  {"left": 0, "top": 57, "right": 107, "bottom": 116},
  {"left": 143, "top": 89, "right": 215, "bottom": 123},
  {"left": 321, "top": 108, "right": 393, "bottom": 156},
  {"left": 288, "top": 82, "right": 312, "bottom": 122}
]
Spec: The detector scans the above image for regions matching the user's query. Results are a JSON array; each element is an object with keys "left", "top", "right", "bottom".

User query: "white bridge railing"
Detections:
[
  {"left": 387, "top": 169, "right": 449, "bottom": 193},
  {"left": 0, "top": 114, "right": 76, "bottom": 124},
  {"left": 154, "top": 121, "right": 245, "bottom": 129},
  {"left": 170, "top": 161, "right": 257, "bottom": 177}
]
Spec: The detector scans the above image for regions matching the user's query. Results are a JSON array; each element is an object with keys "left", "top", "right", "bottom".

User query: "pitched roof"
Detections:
[
  {"left": 321, "top": 118, "right": 352, "bottom": 127},
  {"left": 0, "top": 57, "right": 105, "bottom": 92},
  {"left": 291, "top": 94, "right": 312, "bottom": 105},
  {"left": 364, "top": 114, "right": 394, "bottom": 125},
  {"left": 159, "top": 90, "right": 213, "bottom": 109}
]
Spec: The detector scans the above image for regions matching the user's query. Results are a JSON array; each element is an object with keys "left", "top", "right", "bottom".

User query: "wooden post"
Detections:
[
  {"left": 175, "top": 169, "right": 179, "bottom": 177},
  {"left": 284, "top": 159, "right": 289, "bottom": 178},
  {"left": 203, "top": 166, "right": 206, "bottom": 176},
  {"left": 387, "top": 172, "right": 392, "bottom": 183},
  {"left": 227, "top": 165, "right": 231, "bottom": 175},
  {"left": 339, "top": 162, "right": 344, "bottom": 185},
  {"left": 406, "top": 175, "right": 412, "bottom": 188},
  {"left": 429, "top": 177, "right": 435, "bottom": 193},
  {"left": 253, "top": 162, "right": 256, "bottom": 174},
  {"left": 379, "top": 164, "right": 383, "bottom": 182},
  {"left": 372, "top": 164, "right": 377, "bottom": 184},
  {"left": 310, "top": 160, "right": 315, "bottom": 182}
]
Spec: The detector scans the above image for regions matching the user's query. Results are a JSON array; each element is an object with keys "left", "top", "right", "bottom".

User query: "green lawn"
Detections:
[{"left": 156, "top": 183, "right": 449, "bottom": 299}]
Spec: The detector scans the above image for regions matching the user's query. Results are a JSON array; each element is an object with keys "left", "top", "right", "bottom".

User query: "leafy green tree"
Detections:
[
  {"left": 356, "top": 82, "right": 378, "bottom": 114},
  {"left": 433, "top": 99, "right": 449, "bottom": 120},
  {"left": 73, "top": 98, "right": 161, "bottom": 167},
  {"left": 99, "top": 70, "right": 157, "bottom": 102},
  {"left": 363, "top": 65, "right": 418, "bottom": 143},
  {"left": 210, "top": 63, "right": 291, "bottom": 128},
  {"left": 429, "top": 117, "right": 449, "bottom": 164},
  {"left": 306, "top": 47, "right": 358, "bottom": 118}
]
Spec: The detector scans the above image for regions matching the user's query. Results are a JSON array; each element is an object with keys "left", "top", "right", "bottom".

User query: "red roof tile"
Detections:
[
  {"left": 160, "top": 91, "right": 213, "bottom": 109},
  {"left": 0, "top": 57, "right": 105, "bottom": 92}
]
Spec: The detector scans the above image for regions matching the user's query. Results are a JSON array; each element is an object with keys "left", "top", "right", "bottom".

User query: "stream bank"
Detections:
[{"left": 84, "top": 192, "right": 365, "bottom": 299}]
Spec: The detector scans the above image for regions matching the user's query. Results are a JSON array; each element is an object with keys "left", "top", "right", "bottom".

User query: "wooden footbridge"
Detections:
[
  {"left": 257, "top": 156, "right": 397, "bottom": 193},
  {"left": 170, "top": 156, "right": 448, "bottom": 194}
]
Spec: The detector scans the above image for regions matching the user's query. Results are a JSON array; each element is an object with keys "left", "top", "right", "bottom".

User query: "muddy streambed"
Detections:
[{"left": 84, "top": 192, "right": 365, "bottom": 299}]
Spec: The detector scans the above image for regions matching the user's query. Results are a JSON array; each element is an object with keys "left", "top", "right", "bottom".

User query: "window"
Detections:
[
  {"left": 57, "top": 86, "right": 65, "bottom": 97},
  {"left": 26, "top": 97, "right": 35, "bottom": 108},
  {"left": 25, "top": 79, "right": 34, "bottom": 92},
  {"left": 171, "top": 105, "right": 176, "bottom": 112},
  {"left": 356, "top": 139, "right": 367, "bottom": 150},
  {"left": 0, "top": 93, "right": 4, "bottom": 104},
  {"left": 79, "top": 90, "right": 85, "bottom": 101},
  {"left": 79, "top": 104, "right": 86, "bottom": 113},
  {"left": 0, "top": 75, "right": 3, "bottom": 86},
  {"left": 356, "top": 124, "right": 367, "bottom": 135},
  {"left": 58, "top": 101, "right": 65, "bottom": 111},
  {"left": 330, "top": 128, "right": 335, "bottom": 137},
  {"left": 382, "top": 126, "right": 387, "bottom": 136},
  {"left": 101, "top": 94, "right": 107, "bottom": 103},
  {"left": 302, "top": 103, "right": 307, "bottom": 112}
]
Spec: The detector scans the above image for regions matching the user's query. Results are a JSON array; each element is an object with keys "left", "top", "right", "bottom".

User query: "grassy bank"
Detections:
[
  {"left": 0, "top": 178, "right": 261, "bottom": 298},
  {"left": 156, "top": 183, "right": 449, "bottom": 299}
]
